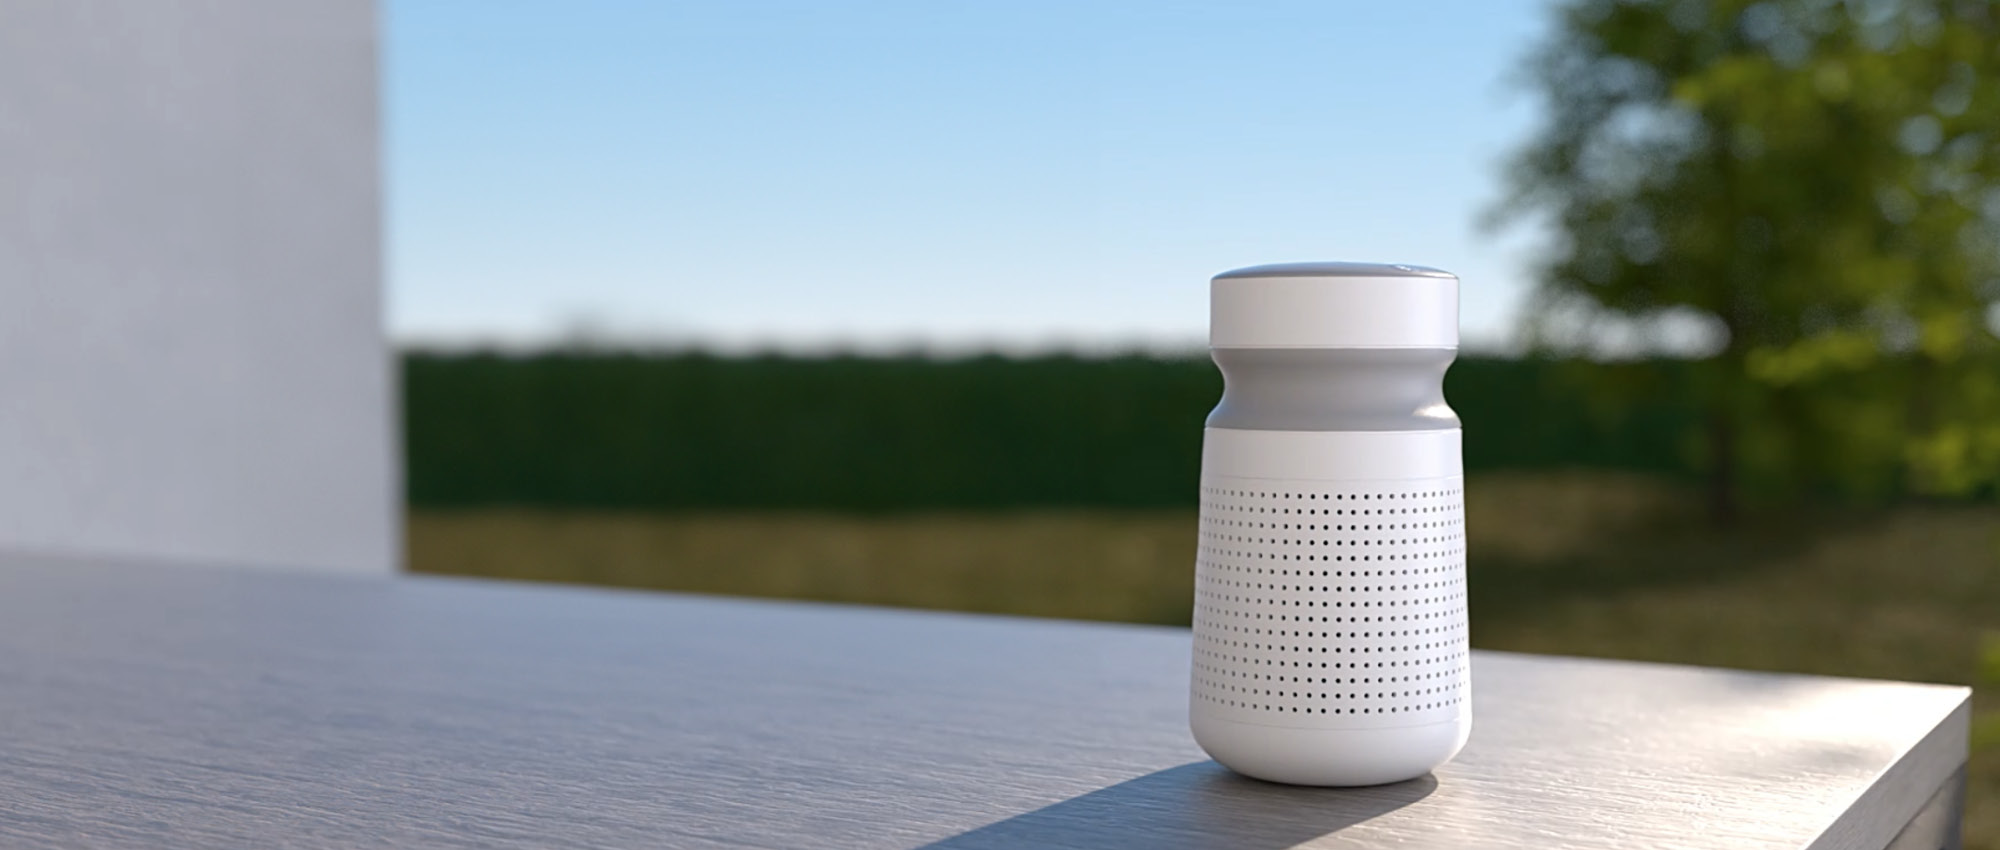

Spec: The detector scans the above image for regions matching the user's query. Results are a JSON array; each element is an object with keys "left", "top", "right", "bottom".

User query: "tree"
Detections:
[{"left": 1496, "top": 0, "right": 2000, "bottom": 522}]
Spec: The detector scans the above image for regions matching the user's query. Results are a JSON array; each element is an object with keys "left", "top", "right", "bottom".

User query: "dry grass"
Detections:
[
  {"left": 408, "top": 509, "right": 1201, "bottom": 624},
  {"left": 410, "top": 471, "right": 2000, "bottom": 846}
]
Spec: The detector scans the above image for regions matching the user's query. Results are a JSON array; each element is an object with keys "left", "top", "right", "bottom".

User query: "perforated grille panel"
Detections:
[{"left": 1192, "top": 476, "right": 1469, "bottom": 729}]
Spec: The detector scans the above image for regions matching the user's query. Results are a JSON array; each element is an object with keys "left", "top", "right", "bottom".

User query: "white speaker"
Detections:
[{"left": 1190, "top": 262, "right": 1470, "bottom": 786}]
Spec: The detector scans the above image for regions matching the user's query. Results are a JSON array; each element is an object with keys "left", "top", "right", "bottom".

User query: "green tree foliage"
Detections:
[{"left": 1497, "top": 0, "right": 2000, "bottom": 518}]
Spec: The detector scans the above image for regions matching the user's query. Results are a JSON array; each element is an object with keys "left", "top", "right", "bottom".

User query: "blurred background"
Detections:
[{"left": 388, "top": 0, "right": 1998, "bottom": 841}]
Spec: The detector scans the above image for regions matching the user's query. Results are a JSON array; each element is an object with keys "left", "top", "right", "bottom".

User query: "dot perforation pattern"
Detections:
[{"left": 1192, "top": 476, "right": 1469, "bottom": 729}]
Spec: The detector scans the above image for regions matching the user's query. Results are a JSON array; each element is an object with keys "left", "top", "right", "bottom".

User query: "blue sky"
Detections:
[{"left": 386, "top": 1, "right": 1553, "bottom": 353}]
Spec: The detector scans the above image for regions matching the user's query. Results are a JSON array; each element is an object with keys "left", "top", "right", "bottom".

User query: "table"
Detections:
[{"left": 0, "top": 555, "right": 1969, "bottom": 849}]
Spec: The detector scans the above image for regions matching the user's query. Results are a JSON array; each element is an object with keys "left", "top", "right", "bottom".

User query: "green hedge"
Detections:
[{"left": 404, "top": 352, "right": 1701, "bottom": 510}]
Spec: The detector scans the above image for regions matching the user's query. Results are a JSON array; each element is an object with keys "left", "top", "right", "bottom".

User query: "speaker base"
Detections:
[{"left": 1190, "top": 709, "right": 1470, "bottom": 787}]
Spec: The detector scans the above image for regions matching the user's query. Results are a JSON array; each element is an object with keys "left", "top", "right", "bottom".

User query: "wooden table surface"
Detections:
[{"left": 0, "top": 555, "right": 1970, "bottom": 849}]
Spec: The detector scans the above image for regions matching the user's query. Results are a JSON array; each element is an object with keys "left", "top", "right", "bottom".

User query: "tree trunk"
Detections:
[
  {"left": 1905, "top": 353, "right": 1939, "bottom": 497},
  {"left": 1706, "top": 409, "right": 1737, "bottom": 527}
]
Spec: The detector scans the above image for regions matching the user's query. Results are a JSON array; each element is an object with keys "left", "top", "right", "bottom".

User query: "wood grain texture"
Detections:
[{"left": 0, "top": 555, "right": 1969, "bottom": 849}]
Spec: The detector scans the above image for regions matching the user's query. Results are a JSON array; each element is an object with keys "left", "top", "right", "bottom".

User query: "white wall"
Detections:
[{"left": 0, "top": 0, "right": 395, "bottom": 574}]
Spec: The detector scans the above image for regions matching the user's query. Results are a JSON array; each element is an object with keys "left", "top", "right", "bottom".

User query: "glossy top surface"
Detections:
[{"left": 1214, "top": 262, "right": 1456, "bottom": 280}]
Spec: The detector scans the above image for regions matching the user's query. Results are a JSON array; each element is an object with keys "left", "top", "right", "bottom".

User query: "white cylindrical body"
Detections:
[{"left": 1191, "top": 262, "right": 1470, "bottom": 786}]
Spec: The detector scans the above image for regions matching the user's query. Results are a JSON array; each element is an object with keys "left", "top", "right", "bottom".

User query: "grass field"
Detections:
[{"left": 409, "top": 471, "right": 1999, "bottom": 846}]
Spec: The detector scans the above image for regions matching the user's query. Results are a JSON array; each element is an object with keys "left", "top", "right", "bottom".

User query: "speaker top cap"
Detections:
[{"left": 1210, "top": 261, "right": 1459, "bottom": 350}]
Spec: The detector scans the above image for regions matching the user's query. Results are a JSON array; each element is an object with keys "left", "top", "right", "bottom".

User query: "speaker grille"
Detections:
[{"left": 1192, "top": 476, "right": 1468, "bottom": 729}]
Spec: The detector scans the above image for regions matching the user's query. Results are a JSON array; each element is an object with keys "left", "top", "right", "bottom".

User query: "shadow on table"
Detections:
[{"left": 918, "top": 761, "right": 1436, "bottom": 850}]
